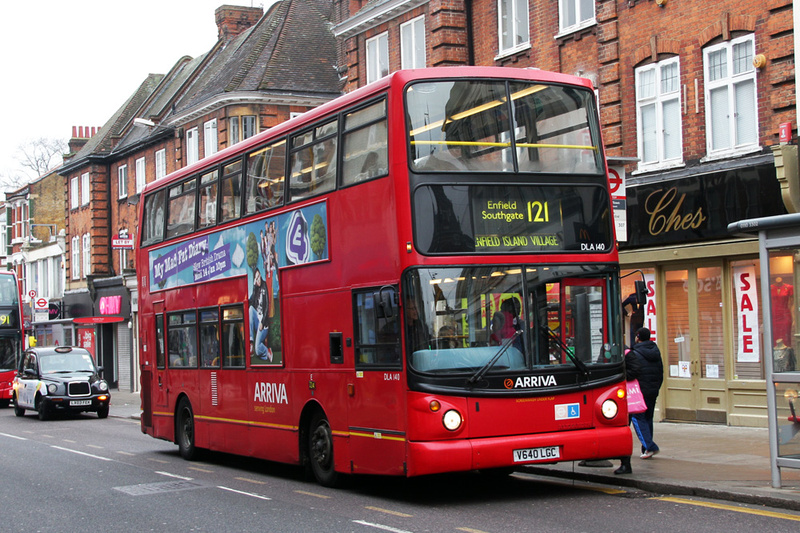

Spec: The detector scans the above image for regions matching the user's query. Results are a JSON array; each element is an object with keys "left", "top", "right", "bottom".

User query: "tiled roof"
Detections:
[{"left": 62, "top": 0, "right": 342, "bottom": 171}]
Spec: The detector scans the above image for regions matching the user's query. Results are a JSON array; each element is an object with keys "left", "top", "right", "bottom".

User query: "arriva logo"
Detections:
[
  {"left": 253, "top": 381, "right": 289, "bottom": 404},
  {"left": 504, "top": 375, "right": 557, "bottom": 389}
]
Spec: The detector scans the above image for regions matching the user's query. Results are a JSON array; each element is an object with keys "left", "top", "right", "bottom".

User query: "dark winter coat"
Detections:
[{"left": 625, "top": 339, "right": 664, "bottom": 399}]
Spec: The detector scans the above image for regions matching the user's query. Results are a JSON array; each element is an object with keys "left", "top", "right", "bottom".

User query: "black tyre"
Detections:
[
  {"left": 97, "top": 404, "right": 109, "bottom": 419},
  {"left": 176, "top": 398, "right": 199, "bottom": 460},
  {"left": 36, "top": 396, "right": 49, "bottom": 421},
  {"left": 308, "top": 411, "right": 339, "bottom": 487},
  {"left": 13, "top": 395, "right": 24, "bottom": 417},
  {"left": 0, "top": 399, "right": 10, "bottom": 408}
]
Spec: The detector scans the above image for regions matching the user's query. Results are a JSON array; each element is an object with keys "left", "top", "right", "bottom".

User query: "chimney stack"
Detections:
[
  {"left": 65, "top": 125, "right": 100, "bottom": 161},
  {"left": 215, "top": 4, "right": 263, "bottom": 43}
]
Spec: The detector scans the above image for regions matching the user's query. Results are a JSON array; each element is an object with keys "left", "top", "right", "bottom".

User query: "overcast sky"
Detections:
[{"left": 0, "top": 0, "right": 272, "bottom": 183}]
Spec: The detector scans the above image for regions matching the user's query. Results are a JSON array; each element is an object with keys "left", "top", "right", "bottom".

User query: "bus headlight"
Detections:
[
  {"left": 442, "top": 409, "right": 463, "bottom": 431},
  {"left": 601, "top": 399, "right": 618, "bottom": 419}
]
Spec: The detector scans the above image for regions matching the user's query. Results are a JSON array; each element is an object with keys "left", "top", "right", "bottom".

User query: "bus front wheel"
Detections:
[
  {"left": 308, "top": 412, "right": 339, "bottom": 487},
  {"left": 176, "top": 398, "right": 199, "bottom": 460}
]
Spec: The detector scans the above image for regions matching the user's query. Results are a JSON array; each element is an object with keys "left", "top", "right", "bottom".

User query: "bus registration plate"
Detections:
[
  {"left": 513, "top": 446, "right": 560, "bottom": 463},
  {"left": 70, "top": 400, "right": 92, "bottom": 406}
]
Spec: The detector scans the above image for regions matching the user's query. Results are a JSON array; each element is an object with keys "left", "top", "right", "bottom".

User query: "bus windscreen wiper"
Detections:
[
  {"left": 541, "top": 325, "right": 589, "bottom": 376},
  {"left": 468, "top": 330, "right": 522, "bottom": 384}
]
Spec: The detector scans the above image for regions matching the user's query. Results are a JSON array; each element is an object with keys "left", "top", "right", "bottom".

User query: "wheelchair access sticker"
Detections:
[{"left": 555, "top": 403, "right": 580, "bottom": 420}]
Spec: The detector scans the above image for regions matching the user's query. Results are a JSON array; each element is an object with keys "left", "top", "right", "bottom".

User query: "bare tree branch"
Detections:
[{"left": 14, "top": 137, "right": 67, "bottom": 178}]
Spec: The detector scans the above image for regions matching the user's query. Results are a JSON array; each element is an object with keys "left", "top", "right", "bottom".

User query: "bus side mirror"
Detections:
[
  {"left": 375, "top": 286, "right": 396, "bottom": 319},
  {"left": 635, "top": 280, "right": 648, "bottom": 306}
]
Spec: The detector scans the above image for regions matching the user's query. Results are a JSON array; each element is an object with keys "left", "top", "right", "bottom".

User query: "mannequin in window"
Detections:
[
  {"left": 771, "top": 277, "right": 794, "bottom": 347},
  {"left": 773, "top": 338, "right": 796, "bottom": 373}
]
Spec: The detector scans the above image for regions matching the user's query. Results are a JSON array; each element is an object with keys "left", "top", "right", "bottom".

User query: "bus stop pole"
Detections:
[{"left": 756, "top": 229, "right": 782, "bottom": 488}]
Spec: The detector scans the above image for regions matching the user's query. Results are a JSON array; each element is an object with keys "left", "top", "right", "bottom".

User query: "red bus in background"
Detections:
[
  {"left": 0, "top": 271, "right": 24, "bottom": 408},
  {"left": 136, "top": 67, "right": 631, "bottom": 486}
]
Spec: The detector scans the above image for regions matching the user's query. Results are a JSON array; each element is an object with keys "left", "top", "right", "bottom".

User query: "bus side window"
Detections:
[
  {"left": 198, "top": 170, "right": 219, "bottom": 229},
  {"left": 199, "top": 309, "right": 220, "bottom": 368},
  {"left": 142, "top": 189, "right": 166, "bottom": 246},
  {"left": 222, "top": 305, "right": 246, "bottom": 368},
  {"left": 342, "top": 100, "right": 388, "bottom": 186},
  {"left": 167, "top": 311, "right": 197, "bottom": 368},
  {"left": 166, "top": 178, "right": 197, "bottom": 239},
  {"left": 220, "top": 160, "right": 243, "bottom": 222},
  {"left": 289, "top": 119, "right": 338, "bottom": 201},
  {"left": 246, "top": 140, "right": 286, "bottom": 215}
]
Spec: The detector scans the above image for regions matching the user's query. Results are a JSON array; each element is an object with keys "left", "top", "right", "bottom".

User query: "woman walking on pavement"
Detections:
[{"left": 615, "top": 327, "right": 664, "bottom": 475}]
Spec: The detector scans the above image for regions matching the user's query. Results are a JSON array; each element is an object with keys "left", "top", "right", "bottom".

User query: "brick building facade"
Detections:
[{"left": 332, "top": 0, "right": 797, "bottom": 426}]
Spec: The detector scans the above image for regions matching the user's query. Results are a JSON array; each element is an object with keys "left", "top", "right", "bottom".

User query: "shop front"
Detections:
[{"left": 619, "top": 157, "right": 786, "bottom": 427}]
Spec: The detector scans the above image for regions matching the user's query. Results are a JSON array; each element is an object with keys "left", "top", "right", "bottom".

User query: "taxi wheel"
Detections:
[
  {"left": 97, "top": 404, "right": 109, "bottom": 419},
  {"left": 13, "top": 395, "right": 24, "bottom": 417},
  {"left": 35, "top": 396, "right": 50, "bottom": 421}
]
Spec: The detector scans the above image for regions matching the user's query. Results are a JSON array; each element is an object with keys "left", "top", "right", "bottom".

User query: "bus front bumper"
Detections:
[{"left": 406, "top": 425, "right": 632, "bottom": 477}]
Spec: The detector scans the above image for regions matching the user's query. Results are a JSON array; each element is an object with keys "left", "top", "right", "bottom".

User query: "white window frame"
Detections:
[
  {"left": 155, "top": 149, "right": 167, "bottom": 179},
  {"left": 497, "top": 0, "right": 530, "bottom": 56},
  {"left": 229, "top": 117, "right": 240, "bottom": 145},
  {"left": 703, "top": 34, "right": 759, "bottom": 158},
  {"left": 401, "top": 16, "right": 426, "bottom": 69},
  {"left": 558, "top": 0, "right": 596, "bottom": 36},
  {"left": 242, "top": 116, "right": 257, "bottom": 140},
  {"left": 70, "top": 176, "right": 79, "bottom": 209},
  {"left": 117, "top": 165, "right": 128, "bottom": 199},
  {"left": 366, "top": 32, "right": 389, "bottom": 84},
  {"left": 81, "top": 172, "right": 90, "bottom": 205},
  {"left": 635, "top": 57, "right": 683, "bottom": 171},
  {"left": 82, "top": 233, "right": 90, "bottom": 279},
  {"left": 71, "top": 236, "right": 80, "bottom": 280},
  {"left": 186, "top": 127, "right": 199, "bottom": 165},
  {"left": 135, "top": 157, "right": 146, "bottom": 193},
  {"left": 204, "top": 119, "right": 218, "bottom": 157}
]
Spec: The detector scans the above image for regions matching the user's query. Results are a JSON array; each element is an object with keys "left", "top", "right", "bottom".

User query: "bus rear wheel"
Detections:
[
  {"left": 308, "top": 412, "right": 339, "bottom": 487},
  {"left": 176, "top": 398, "right": 199, "bottom": 460}
]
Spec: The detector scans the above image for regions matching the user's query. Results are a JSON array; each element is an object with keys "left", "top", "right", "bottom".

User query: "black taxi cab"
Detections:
[{"left": 12, "top": 346, "right": 110, "bottom": 420}]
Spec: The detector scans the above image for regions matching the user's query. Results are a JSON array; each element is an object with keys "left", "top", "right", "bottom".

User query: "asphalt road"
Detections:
[{"left": 1, "top": 407, "right": 799, "bottom": 533}]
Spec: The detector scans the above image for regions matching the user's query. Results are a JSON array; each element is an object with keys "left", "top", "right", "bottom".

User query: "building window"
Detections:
[
  {"left": 636, "top": 57, "right": 682, "bottom": 170},
  {"left": 186, "top": 127, "right": 199, "bottom": 165},
  {"left": 559, "top": 0, "right": 595, "bottom": 35},
  {"left": 229, "top": 116, "right": 256, "bottom": 146},
  {"left": 135, "top": 157, "right": 146, "bottom": 193},
  {"left": 82, "top": 233, "right": 90, "bottom": 278},
  {"left": 498, "top": 0, "right": 529, "bottom": 54},
  {"left": 71, "top": 236, "right": 80, "bottom": 280},
  {"left": 229, "top": 117, "right": 240, "bottom": 145},
  {"left": 704, "top": 34, "right": 758, "bottom": 156},
  {"left": 242, "top": 116, "right": 257, "bottom": 140},
  {"left": 401, "top": 16, "right": 426, "bottom": 69},
  {"left": 366, "top": 32, "right": 389, "bottom": 84},
  {"left": 70, "top": 177, "right": 79, "bottom": 209},
  {"left": 204, "top": 119, "right": 218, "bottom": 157},
  {"left": 155, "top": 149, "right": 167, "bottom": 179},
  {"left": 118, "top": 165, "right": 128, "bottom": 199},
  {"left": 81, "top": 172, "right": 90, "bottom": 205}
]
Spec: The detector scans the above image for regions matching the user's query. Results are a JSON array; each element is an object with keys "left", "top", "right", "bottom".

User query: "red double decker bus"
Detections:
[
  {"left": 0, "top": 271, "right": 24, "bottom": 408},
  {"left": 137, "top": 67, "right": 631, "bottom": 486}
]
